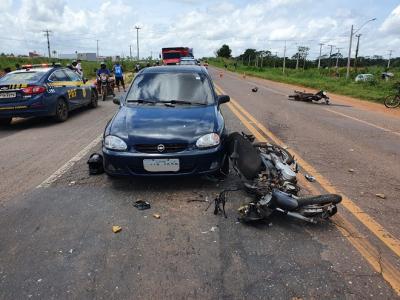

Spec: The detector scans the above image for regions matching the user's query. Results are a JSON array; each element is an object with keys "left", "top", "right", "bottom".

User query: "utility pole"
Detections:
[
  {"left": 346, "top": 18, "right": 376, "bottom": 79},
  {"left": 42, "top": 29, "right": 52, "bottom": 58},
  {"left": 335, "top": 48, "right": 341, "bottom": 69},
  {"left": 273, "top": 52, "right": 278, "bottom": 68},
  {"left": 296, "top": 51, "right": 299, "bottom": 70},
  {"left": 135, "top": 26, "right": 141, "bottom": 61},
  {"left": 328, "top": 44, "right": 334, "bottom": 70},
  {"left": 346, "top": 25, "right": 354, "bottom": 79},
  {"left": 129, "top": 45, "right": 132, "bottom": 60},
  {"left": 248, "top": 54, "right": 251, "bottom": 66},
  {"left": 354, "top": 34, "right": 361, "bottom": 71},
  {"left": 317, "top": 43, "right": 324, "bottom": 69},
  {"left": 387, "top": 50, "right": 393, "bottom": 69},
  {"left": 282, "top": 41, "right": 286, "bottom": 74},
  {"left": 96, "top": 40, "right": 99, "bottom": 58}
]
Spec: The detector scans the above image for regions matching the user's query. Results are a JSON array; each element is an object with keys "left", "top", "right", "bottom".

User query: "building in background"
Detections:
[
  {"left": 29, "top": 51, "right": 41, "bottom": 58},
  {"left": 58, "top": 53, "right": 97, "bottom": 61}
]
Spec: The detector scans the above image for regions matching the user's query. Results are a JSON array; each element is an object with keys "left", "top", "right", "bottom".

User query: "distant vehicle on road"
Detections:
[
  {"left": 0, "top": 64, "right": 98, "bottom": 125},
  {"left": 103, "top": 65, "right": 231, "bottom": 177},
  {"left": 162, "top": 47, "right": 193, "bottom": 65},
  {"left": 355, "top": 73, "right": 374, "bottom": 82},
  {"left": 179, "top": 57, "right": 197, "bottom": 65}
]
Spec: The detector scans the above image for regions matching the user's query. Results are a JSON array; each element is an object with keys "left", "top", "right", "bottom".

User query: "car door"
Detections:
[
  {"left": 64, "top": 69, "right": 89, "bottom": 106},
  {"left": 47, "top": 69, "right": 80, "bottom": 108}
]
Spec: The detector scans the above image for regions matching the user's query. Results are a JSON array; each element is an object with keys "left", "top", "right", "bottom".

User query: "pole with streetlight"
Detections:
[
  {"left": 346, "top": 18, "right": 376, "bottom": 79},
  {"left": 317, "top": 43, "right": 324, "bottom": 69},
  {"left": 135, "top": 25, "right": 141, "bottom": 61}
]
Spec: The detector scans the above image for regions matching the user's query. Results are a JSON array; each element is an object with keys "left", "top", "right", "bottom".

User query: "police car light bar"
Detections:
[{"left": 21, "top": 63, "right": 62, "bottom": 69}]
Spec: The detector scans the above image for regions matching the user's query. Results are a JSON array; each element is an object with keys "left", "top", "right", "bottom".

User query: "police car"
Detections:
[{"left": 0, "top": 64, "right": 98, "bottom": 125}]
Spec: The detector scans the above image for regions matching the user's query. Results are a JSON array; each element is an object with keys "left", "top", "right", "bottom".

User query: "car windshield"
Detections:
[
  {"left": 0, "top": 71, "right": 46, "bottom": 84},
  {"left": 127, "top": 72, "right": 214, "bottom": 105},
  {"left": 163, "top": 52, "right": 180, "bottom": 59}
]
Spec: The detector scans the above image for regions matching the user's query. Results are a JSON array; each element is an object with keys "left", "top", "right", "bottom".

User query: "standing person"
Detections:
[
  {"left": 113, "top": 61, "right": 125, "bottom": 92},
  {"left": 76, "top": 59, "right": 83, "bottom": 77},
  {"left": 71, "top": 60, "right": 83, "bottom": 77}
]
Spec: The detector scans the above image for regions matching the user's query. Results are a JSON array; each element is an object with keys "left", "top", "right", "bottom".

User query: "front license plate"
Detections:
[
  {"left": 143, "top": 159, "right": 180, "bottom": 172},
  {"left": 0, "top": 92, "right": 16, "bottom": 99}
]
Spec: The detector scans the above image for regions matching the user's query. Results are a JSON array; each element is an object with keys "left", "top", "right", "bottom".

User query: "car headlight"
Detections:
[
  {"left": 196, "top": 133, "right": 220, "bottom": 148},
  {"left": 104, "top": 135, "right": 127, "bottom": 151}
]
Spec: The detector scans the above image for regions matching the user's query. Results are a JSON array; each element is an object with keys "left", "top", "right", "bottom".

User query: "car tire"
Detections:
[
  {"left": 89, "top": 90, "right": 98, "bottom": 108},
  {"left": 0, "top": 117, "right": 12, "bottom": 126},
  {"left": 214, "top": 154, "right": 229, "bottom": 179},
  {"left": 54, "top": 98, "right": 68, "bottom": 122}
]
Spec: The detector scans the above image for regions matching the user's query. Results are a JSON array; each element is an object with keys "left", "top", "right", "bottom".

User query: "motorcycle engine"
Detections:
[{"left": 274, "top": 159, "right": 297, "bottom": 182}]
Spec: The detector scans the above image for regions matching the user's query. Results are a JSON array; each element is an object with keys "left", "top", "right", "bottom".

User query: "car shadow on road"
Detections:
[{"left": 0, "top": 106, "right": 94, "bottom": 135}]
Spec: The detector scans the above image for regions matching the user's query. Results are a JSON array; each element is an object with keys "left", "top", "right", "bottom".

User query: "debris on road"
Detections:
[
  {"left": 375, "top": 193, "right": 386, "bottom": 199},
  {"left": 134, "top": 200, "right": 151, "bottom": 210},
  {"left": 348, "top": 169, "right": 355, "bottom": 173},
  {"left": 68, "top": 181, "right": 76, "bottom": 186},
  {"left": 112, "top": 226, "right": 122, "bottom": 233},
  {"left": 87, "top": 153, "right": 104, "bottom": 175},
  {"left": 251, "top": 87, "right": 258, "bottom": 93},
  {"left": 305, "top": 174, "right": 316, "bottom": 182},
  {"left": 153, "top": 214, "right": 161, "bottom": 219}
]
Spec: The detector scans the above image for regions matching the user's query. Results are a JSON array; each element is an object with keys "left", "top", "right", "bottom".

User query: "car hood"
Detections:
[{"left": 109, "top": 105, "right": 218, "bottom": 145}]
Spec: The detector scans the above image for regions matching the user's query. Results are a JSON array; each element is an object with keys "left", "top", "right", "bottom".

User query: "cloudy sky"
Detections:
[{"left": 0, "top": 0, "right": 399, "bottom": 60}]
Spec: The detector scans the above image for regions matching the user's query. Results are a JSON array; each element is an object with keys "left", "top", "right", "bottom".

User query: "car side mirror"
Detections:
[
  {"left": 113, "top": 96, "right": 121, "bottom": 105},
  {"left": 218, "top": 95, "right": 230, "bottom": 105}
]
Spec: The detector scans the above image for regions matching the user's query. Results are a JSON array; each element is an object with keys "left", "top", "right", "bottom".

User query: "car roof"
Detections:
[
  {"left": 9, "top": 67, "right": 53, "bottom": 74},
  {"left": 140, "top": 65, "right": 207, "bottom": 75}
]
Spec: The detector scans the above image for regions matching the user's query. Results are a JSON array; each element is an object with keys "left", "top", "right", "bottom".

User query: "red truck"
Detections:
[{"left": 162, "top": 47, "right": 193, "bottom": 65}]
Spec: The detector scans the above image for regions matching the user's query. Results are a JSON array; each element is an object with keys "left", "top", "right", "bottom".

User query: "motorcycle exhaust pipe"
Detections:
[{"left": 276, "top": 208, "right": 317, "bottom": 224}]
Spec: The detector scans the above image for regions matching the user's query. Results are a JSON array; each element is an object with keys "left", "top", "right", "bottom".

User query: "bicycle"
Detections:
[{"left": 384, "top": 82, "right": 400, "bottom": 108}]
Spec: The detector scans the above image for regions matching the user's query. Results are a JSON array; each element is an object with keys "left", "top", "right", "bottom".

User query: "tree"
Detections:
[{"left": 216, "top": 44, "right": 232, "bottom": 58}]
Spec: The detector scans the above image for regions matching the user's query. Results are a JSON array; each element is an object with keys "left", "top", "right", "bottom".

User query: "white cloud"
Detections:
[{"left": 380, "top": 4, "right": 400, "bottom": 35}]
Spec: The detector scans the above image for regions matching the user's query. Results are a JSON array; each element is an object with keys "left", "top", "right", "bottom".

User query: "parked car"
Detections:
[
  {"left": 103, "top": 65, "right": 230, "bottom": 176},
  {"left": 0, "top": 64, "right": 97, "bottom": 125},
  {"left": 355, "top": 73, "right": 374, "bottom": 82},
  {"left": 179, "top": 57, "right": 198, "bottom": 65}
]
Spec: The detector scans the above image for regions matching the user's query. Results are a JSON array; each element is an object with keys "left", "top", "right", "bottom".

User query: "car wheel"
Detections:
[
  {"left": 0, "top": 117, "right": 12, "bottom": 126},
  {"left": 54, "top": 98, "right": 68, "bottom": 122},
  {"left": 89, "top": 90, "right": 98, "bottom": 108},
  {"left": 214, "top": 154, "right": 229, "bottom": 179}
]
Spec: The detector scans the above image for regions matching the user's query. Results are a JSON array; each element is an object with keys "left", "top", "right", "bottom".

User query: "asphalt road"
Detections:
[{"left": 0, "top": 71, "right": 399, "bottom": 299}]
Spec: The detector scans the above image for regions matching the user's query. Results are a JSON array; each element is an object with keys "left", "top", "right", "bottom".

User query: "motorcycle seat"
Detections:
[{"left": 271, "top": 189, "right": 298, "bottom": 211}]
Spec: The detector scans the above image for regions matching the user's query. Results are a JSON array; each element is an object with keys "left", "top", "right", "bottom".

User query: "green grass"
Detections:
[{"left": 209, "top": 58, "right": 400, "bottom": 103}]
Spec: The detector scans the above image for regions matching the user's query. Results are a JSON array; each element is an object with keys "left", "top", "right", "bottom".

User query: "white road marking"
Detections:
[
  {"left": 37, "top": 133, "right": 103, "bottom": 188},
  {"left": 325, "top": 108, "right": 400, "bottom": 137}
]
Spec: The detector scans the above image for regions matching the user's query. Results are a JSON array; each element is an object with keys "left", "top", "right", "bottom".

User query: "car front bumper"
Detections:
[{"left": 103, "top": 145, "right": 226, "bottom": 177}]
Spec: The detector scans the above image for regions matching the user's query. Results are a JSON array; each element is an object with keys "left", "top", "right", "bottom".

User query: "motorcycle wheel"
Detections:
[
  {"left": 384, "top": 95, "right": 400, "bottom": 108},
  {"left": 102, "top": 87, "right": 107, "bottom": 101}
]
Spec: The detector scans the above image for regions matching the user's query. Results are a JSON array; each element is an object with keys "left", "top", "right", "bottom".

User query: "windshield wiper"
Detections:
[
  {"left": 162, "top": 100, "right": 207, "bottom": 106},
  {"left": 126, "top": 99, "right": 156, "bottom": 104}
]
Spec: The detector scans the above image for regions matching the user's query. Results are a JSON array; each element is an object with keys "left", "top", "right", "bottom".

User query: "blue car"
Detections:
[
  {"left": 0, "top": 64, "right": 98, "bottom": 125},
  {"left": 103, "top": 65, "right": 230, "bottom": 176}
]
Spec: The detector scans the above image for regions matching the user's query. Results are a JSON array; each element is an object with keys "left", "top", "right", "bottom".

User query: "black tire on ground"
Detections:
[
  {"left": 384, "top": 95, "right": 400, "bottom": 108},
  {"left": 88, "top": 89, "right": 98, "bottom": 108},
  {"left": 54, "top": 98, "right": 68, "bottom": 122},
  {"left": 0, "top": 117, "right": 12, "bottom": 126}
]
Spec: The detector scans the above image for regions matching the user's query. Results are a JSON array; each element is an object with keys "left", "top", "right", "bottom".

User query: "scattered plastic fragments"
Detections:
[
  {"left": 134, "top": 200, "right": 151, "bottom": 210},
  {"left": 153, "top": 214, "right": 161, "bottom": 219},
  {"left": 375, "top": 193, "right": 386, "bottom": 199},
  {"left": 348, "top": 169, "right": 355, "bottom": 173},
  {"left": 251, "top": 87, "right": 258, "bottom": 93},
  {"left": 112, "top": 226, "right": 122, "bottom": 233},
  {"left": 304, "top": 174, "right": 316, "bottom": 182}
]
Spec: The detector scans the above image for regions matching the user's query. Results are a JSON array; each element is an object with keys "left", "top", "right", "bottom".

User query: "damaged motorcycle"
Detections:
[
  {"left": 289, "top": 90, "right": 330, "bottom": 105},
  {"left": 213, "top": 132, "right": 342, "bottom": 224}
]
